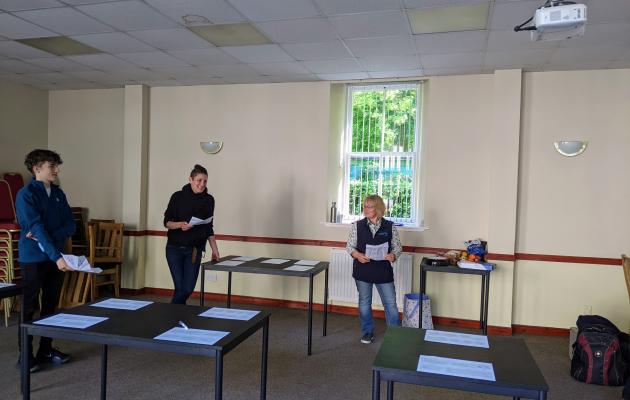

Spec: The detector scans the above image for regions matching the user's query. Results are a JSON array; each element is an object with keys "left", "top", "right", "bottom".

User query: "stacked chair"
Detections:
[{"left": 0, "top": 178, "right": 22, "bottom": 326}]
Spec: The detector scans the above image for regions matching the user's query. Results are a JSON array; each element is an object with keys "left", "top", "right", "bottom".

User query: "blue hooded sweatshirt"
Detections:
[{"left": 16, "top": 178, "right": 75, "bottom": 264}]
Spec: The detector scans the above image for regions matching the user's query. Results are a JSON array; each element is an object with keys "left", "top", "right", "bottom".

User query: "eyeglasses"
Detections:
[{"left": 363, "top": 204, "right": 375, "bottom": 209}]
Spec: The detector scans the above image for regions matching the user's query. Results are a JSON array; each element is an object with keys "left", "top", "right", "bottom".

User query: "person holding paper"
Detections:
[
  {"left": 346, "top": 195, "right": 402, "bottom": 344},
  {"left": 15, "top": 149, "right": 75, "bottom": 372},
  {"left": 164, "top": 164, "right": 220, "bottom": 304}
]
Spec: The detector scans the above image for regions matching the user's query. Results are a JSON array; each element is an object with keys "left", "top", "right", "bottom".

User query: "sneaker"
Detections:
[
  {"left": 360, "top": 333, "right": 375, "bottom": 344},
  {"left": 37, "top": 348, "right": 70, "bottom": 364},
  {"left": 16, "top": 354, "right": 41, "bottom": 373}
]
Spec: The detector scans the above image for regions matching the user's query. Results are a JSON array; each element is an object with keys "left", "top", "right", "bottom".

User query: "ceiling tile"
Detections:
[
  {"left": 196, "top": 63, "right": 258, "bottom": 77},
  {"left": 25, "top": 71, "right": 84, "bottom": 83},
  {"left": 421, "top": 51, "right": 484, "bottom": 69},
  {"left": 128, "top": 28, "right": 213, "bottom": 50},
  {"left": 404, "top": 0, "right": 489, "bottom": 8},
  {"left": 77, "top": 0, "right": 179, "bottom": 31},
  {"left": 227, "top": 0, "right": 320, "bottom": 22},
  {"left": 301, "top": 58, "right": 363, "bottom": 73},
  {"left": 345, "top": 36, "right": 416, "bottom": 58},
  {"left": 256, "top": 18, "right": 338, "bottom": 44},
  {"left": 66, "top": 53, "right": 140, "bottom": 70},
  {"left": 72, "top": 32, "right": 155, "bottom": 53},
  {"left": 368, "top": 69, "right": 423, "bottom": 78},
  {"left": 329, "top": 11, "right": 410, "bottom": 39},
  {"left": 221, "top": 44, "right": 293, "bottom": 63},
  {"left": 587, "top": 0, "right": 630, "bottom": 24},
  {"left": 149, "top": 77, "right": 225, "bottom": 86},
  {"left": 0, "top": 40, "right": 56, "bottom": 58},
  {"left": 415, "top": 30, "right": 488, "bottom": 54},
  {"left": 489, "top": 0, "right": 540, "bottom": 30},
  {"left": 268, "top": 73, "right": 318, "bottom": 82},
  {"left": 407, "top": 3, "right": 489, "bottom": 34},
  {"left": 423, "top": 65, "right": 485, "bottom": 76},
  {"left": 66, "top": 69, "right": 120, "bottom": 84},
  {"left": 157, "top": 66, "right": 211, "bottom": 79},
  {"left": 0, "top": 59, "right": 50, "bottom": 73},
  {"left": 15, "top": 7, "right": 115, "bottom": 35},
  {"left": 221, "top": 75, "right": 274, "bottom": 84},
  {"left": 167, "top": 48, "right": 240, "bottom": 66},
  {"left": 0, "top": 13, "right": 57, "bottom": 39},
  {"left": 59, "top": 0, "right": 121, "bottom": 4},
  {"left": 360, "top": 55, "right": 420, "bottom": 71},
  {"left": 0, "top": 0, "right": 63, "bottom": 11},
  {"left": 316, "top": 72, "right": 370, "bottom": 80},
  {"left": 116, "top": 51, "right": 191, "bottom": 68},
  {"left": 107, "top": 67, "right": 170, "bottom": 80},
  {"left": 249, "top": 61, "right": 310, "bottom": 75},
  {"left": 548, "top": 45, "right": 625, "bottom": 67},
  {"left": 282, "top": 40, "right": 352, "bottom": 61},
  {"left": 557, "top": 23, "right": 630, "bottom": 48},
  {"left": 484, "top": 48, "right": 553, "bottom": 69},
  {"left": 313, "top": 0, "right": 401, "bottom": 16},
  {"left": 487, "top": 29, "right": 559, "bottom": 51},
  {"left": 26, "top": 56, "right": 93, "bottom": 71},
  {"left": 144, "top": 0, "right": 245, "bottom": 24}
]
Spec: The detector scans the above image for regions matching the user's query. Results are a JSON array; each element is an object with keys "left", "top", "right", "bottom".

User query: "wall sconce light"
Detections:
[
  {"left": 200, "top": 141, "right": 223, "bottom": 154},
  {"left": 554, "top": 140, "right": 588, "bottom": 157}
]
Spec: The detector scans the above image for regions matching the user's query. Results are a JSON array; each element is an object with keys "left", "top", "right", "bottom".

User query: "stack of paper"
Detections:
[
  {"left": 62, "top": 254, "right": 102, "bottom": 273},
  {"left": 457, "top": 261, "right": 494, "bottom": 271}
]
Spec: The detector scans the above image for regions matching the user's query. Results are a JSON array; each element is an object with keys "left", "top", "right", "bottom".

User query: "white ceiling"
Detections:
[{"left": 0, "top": 0, "right": 628, "bottom": 90}]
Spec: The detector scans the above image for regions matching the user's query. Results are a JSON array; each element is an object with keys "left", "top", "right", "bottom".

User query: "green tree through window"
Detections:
[{"left": 345, "top": 83, "right": 421, "bottom": 224}]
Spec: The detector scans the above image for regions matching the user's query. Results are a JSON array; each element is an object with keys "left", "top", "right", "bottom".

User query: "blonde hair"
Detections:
[{"left": 364, "top": 195, "right": 386, "bottom": 219}]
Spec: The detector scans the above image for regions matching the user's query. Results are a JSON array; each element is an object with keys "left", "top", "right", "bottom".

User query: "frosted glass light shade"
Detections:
[
  {"left": 554, "top": 141, "right": 588, "bottom": 157},
  {"left": 200, "top": 141, "right": 223, "bottom": 154}
]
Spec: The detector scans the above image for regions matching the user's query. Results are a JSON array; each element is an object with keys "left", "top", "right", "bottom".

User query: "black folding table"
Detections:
[
  {"left": 200, "top": 255, "right": 328, "bottom": 356},
  {"left": 21, "top": 301, "right": 270, "bottom": 400}
]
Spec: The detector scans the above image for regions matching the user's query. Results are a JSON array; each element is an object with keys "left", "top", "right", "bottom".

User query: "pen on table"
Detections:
[{"left": 178, "top": 320, "right": 189, "bottom": 330}]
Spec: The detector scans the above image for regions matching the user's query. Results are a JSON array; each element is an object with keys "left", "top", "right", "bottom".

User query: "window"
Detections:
[{"left": 342, "top": 83, "right": 422, "bottom": 225}]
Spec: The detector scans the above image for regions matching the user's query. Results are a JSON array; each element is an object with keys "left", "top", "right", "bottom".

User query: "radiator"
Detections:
[{"left": 329, "top": 249, "right": 413, "bottom": 310}]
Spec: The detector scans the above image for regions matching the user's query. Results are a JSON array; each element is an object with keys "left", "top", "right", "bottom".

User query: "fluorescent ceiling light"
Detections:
[
  {"left": 17, "top": 37, "right": 101, "bottom": 56},
  {"left": 189, "top": 23, "right": 271, "bottom": 47},
  {"left": 407, "top": 3, "right": 490, "bottom": 34}
]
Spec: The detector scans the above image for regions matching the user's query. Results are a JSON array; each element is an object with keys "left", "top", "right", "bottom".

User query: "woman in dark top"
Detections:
[{"left": 164, "top": 164, "right": 220, "bottom": 304}]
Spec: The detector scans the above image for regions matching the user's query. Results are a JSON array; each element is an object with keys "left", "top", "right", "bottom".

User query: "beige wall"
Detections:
[{"left": 0, "top": 79, "right": 48, "bottom": 179}]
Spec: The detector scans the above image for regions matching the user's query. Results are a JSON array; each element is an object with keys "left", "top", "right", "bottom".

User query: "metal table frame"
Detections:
[
  {"left": 420, "top": 257, "right": 493, "bottom": 334},
  {"left": 200, "top": 255, "right": 328, "bottom": 356},
  {"left": 21, "top": 302, "right": 270, "bottom": 400}
]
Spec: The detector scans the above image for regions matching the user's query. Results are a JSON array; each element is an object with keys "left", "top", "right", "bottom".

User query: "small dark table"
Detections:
[
  {"left": 420, "top": 257, "right": 493, "bottom": 334},
  {"left": 372, "top": 327, "right": 548, "bottom": 400},
  {"left": 21, "top": 301, "right": 270, "bottom": 400},
  {"left": 1, "top": 283, "right": 24, "bottom": 322},
  {"left": 201, "top": 255, "right": 328, "bottom": 356}
]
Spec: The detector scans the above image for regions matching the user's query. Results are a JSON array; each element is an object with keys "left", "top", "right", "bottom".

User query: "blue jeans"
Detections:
[
  {"left": 166, "top": 245, "right": 201, "bottom": 304},
  {"left": 355, "top": 279, "right": 400, "bottom": 336}
]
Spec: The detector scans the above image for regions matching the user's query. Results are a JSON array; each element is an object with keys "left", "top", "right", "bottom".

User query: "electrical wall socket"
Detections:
[
  {"left": 206, "top": 272, "right": 217, "bottom": 282},
  {"left": 582, "top": 305, "right": 592, "bottom": 315}
]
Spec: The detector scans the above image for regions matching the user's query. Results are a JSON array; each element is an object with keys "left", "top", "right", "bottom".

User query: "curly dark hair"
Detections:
[{"left": 24, "top": 149, "right": 63, "bottom": 175}]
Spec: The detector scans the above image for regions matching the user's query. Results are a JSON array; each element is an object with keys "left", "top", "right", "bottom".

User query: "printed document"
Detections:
[
  {"left": 215, "top": 260, "right": 244, "bottom": 267},
  {"left": 284, "top": 265, "right": 314, "bottom": 272},
  {"left": 61, "top": 254, "right": 102, "bottom": 273},
  {"left": 365, "top": 243, "right": 388, "bottom": 261},
  {"left": 261, "top": 258, "right": 290, "bottom": 264},
  {"left": 0, "top": 283, "right": 15, "bottom": 288},
  {"left": 294, "top": 260, "right": 319, "bottom": 266},
  {"left": 232, "top": 256, "right": 258, "bottom": 262},
  {"left": 154, "top": 327, "right": 229, "bottom": 346},
  {"left": 417, "top": 355, "right": 496, "bottom": 381},
  {"left": 188, "top": 216, "right": 213, "bottom": 226},
  {"left": 91, "top": 298, "right": 153, "bottom": 311},
  {"left": 199, "top": 307, "right": 259, "bottom": 321},
  {"left": 424, "top": 330, "right": 489, "bottom": 348},
  {"left": 34, "top": 313, "right": 108, "bottom": 329}
]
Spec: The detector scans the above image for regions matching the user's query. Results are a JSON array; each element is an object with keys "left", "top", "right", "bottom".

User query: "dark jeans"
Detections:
[
  {"left": 166, "top": 245, "right": 201, "bottom": 305},
  {"left": 18, "top": 261, "right": 65, "bottom": 356}
]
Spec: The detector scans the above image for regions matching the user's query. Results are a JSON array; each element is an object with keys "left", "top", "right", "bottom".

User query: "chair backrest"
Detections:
[
  {"left": 88, "top": 222, "right": 124, "bottom": 264},
  {"left": 58, "top": 272, "right": 91, "bottom": 308},
  {"left": 2, "top": 173, "right": 23, "bottom": 206},
  {"left": 622, "top": 255, "right": 630, "bottom": 304},
  {"left": 0, "top": 180, "right": 16, "bottom": 222}
]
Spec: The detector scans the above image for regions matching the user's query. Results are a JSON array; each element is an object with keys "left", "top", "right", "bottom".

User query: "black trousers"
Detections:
[{"left": 18, "top": 261, "right": 64, "bottom": 355}]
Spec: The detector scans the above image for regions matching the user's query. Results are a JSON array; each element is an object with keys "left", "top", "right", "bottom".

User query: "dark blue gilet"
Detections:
[{"left": 352, "top": 218, "right": 394, "bottom": 284}]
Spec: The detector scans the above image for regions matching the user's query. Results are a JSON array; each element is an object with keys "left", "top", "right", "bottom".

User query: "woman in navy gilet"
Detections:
[{"left": 346, "top": 195, "right": 402, "bottom": 344}]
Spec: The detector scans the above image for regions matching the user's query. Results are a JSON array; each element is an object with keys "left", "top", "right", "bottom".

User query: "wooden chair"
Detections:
[
  {"left": 622, "top": 255, "right": 630, "bottom": 304},
  {"left": 88, "top": 222, "right": 124, "bottom": 301}
]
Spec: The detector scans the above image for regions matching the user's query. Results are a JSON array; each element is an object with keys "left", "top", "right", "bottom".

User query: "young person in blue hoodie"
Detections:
[
  {"left": 16, "top": 149, "right": 74, "bottom": 372},
  {"left": 164, "top": 164, "right": 220, "bottom": 304}
]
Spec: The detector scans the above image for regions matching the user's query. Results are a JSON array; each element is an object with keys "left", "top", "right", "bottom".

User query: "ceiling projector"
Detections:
[{"left": 514, "top": 1, "right": 587, "bottom": 41}]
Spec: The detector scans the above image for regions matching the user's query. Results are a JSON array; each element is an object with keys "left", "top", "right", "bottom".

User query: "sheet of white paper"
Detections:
[
  {"left": 61, "top": 254, "right": 103, "bottom": 273},
  {"left": 261, "top": 258, "right": 290, "bottom": 264},
  {"left": 34, "top": 313, "right": 108, "bottom": 329},
  {"left": 199, "top": 307, "right": 259, "bottom": 321},
  {"left": 232, "top": 256, "right": 257, "bottom": 262},
  {"left": 424, "top": 330, "right": 489, "bottom": 348},
  {"left": 91, "top": 298, "right": 153, "bottom": 311},
  {"left": 417, "top": 355, "right": 496, "bottom": 381},
  {"left": 284, "top": 265, "right": 314, "bottom": 272},
  {"left": 154, "top": 327, "right": 229, "bottom": 345},
  {"left": 294, "top": 260, "right": 319, "bottom": 266},
  {"left": 457, "top": 260, "right": 493, "bottom": 271},
  {"left": 215, "top": 260, "right": 244, "bottom": 267},
  {"left": 0, "top": 282, "right": 16, "bottom": 288},
  {"left": 365, "top": 243, "right": 388, "bottom": 261},
  {"left": 188, "top": 216, "right": 213, "bottom": 226}
]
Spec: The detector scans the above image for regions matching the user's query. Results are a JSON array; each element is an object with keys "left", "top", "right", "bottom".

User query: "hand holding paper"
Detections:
[
  {"left": 365, "top": 243, "right": 388, "bottom": 261},
  {"left": 61, "top": 254, "right": 102, "bottom": 273},
  {"left": 188, "top": 216, "right": 214, "bottom": 226}
]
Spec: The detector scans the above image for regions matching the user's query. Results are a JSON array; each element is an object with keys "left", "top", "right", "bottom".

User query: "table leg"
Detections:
[
  {"left": 323, "top": 267, "right": 328, "bottom": 337},
  {"left": 479, "top": 275, "right": 485, "bottom": 333},
  {"left": 420, "top": 268, "right": 426, "bottom": 294},
  {"left": 215, "top": 350, "right": 223, "bottom": 400},
  {"left": 101, "top": 345, "right": 108, "bottom": 400},
  {"left": 21, "top": 326, "right": 29, "bottom": 400},
  {"left": 387, "top": 381, "right": 394, "bottom": 400},
  {"left": 538, "top": 391, "right": 547, "bottom": 400},
  {"left": 372, "top": 370, "right": 380, "bottom": 400},
  {"left": 260, "top": 318, "right": 269, "bottom": 400},
  {"left": 308, "top": 274, "right": 313, "bottom": 356},
  {"left": 227, "top": 271, "right": 232, "bottom": 308},
  {"left": 19, "top": 292, "right": 25, "bottom": 395},
  {"left": 200, "top": 267, "right": 206, "bottom": 307},
  {"left": 484, "top": 273, "right": 490, "bottom": 335}
]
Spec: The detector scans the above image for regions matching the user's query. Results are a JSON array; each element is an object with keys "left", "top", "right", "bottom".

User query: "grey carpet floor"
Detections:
[{"left": 0, "top": 295, "right": 623, "bottom": 400}]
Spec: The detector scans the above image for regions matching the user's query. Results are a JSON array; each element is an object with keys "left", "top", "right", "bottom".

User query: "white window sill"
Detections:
[{"left": 322, "top": 222, "right": 429, "bottom": 232}]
